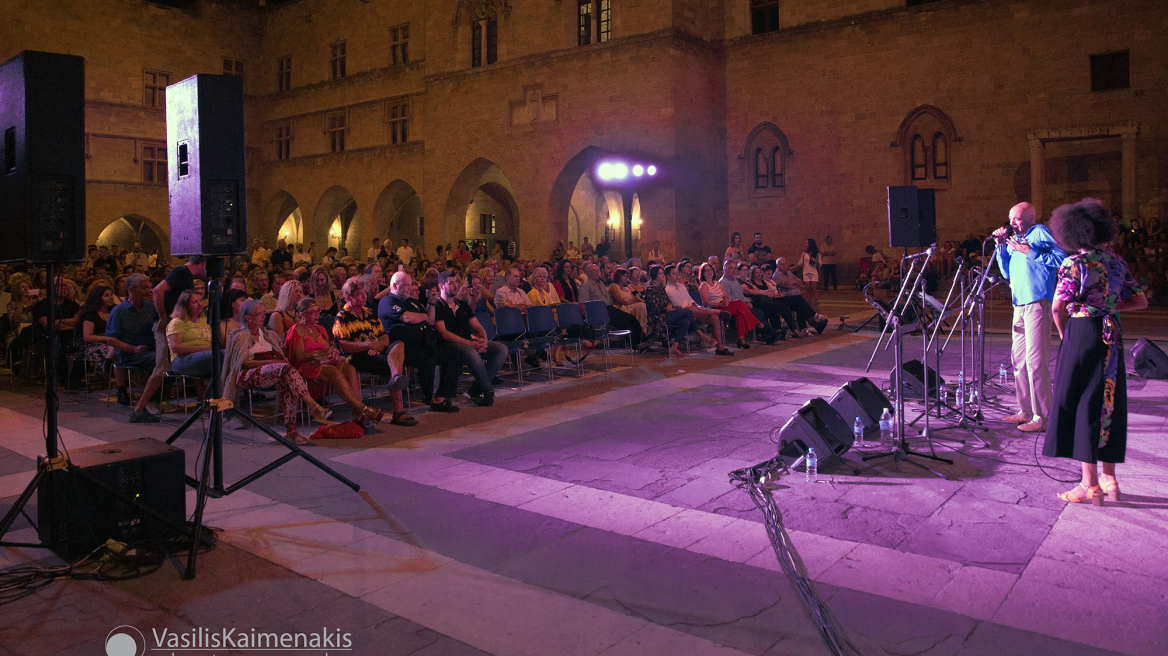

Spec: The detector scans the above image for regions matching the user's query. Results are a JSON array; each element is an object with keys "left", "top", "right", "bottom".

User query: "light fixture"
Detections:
[
  {"left": 632, "top": 165, "right": 644, "bottom": 177},
  {"left": 647, "top": 165, "right": 657, "bottom": 176}
]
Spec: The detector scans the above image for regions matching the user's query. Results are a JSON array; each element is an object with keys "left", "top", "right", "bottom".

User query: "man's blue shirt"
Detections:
[
  {"left": 995, "top": 224, "right": 1066, "bottom": 306},
  {"left": 106, "top": 299, "right": 158, "bottom": 354}
]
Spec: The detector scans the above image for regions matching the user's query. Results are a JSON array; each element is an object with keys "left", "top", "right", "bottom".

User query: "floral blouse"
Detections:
[{"left": 1053, "top": 249, "right": 1140, "bottom": 318}]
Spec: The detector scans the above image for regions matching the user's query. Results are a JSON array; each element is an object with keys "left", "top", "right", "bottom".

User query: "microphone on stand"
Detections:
[
  {"left": 991, "top": 225, "right": 1015, "bottom": 244},
  {"left": 903, "top": 244, "right": 937, "bottom": 260}
]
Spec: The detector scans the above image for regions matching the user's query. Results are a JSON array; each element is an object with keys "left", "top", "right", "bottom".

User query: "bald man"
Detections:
[{"left": 993, "top": 202, "right": 1067, "bottom": 433}]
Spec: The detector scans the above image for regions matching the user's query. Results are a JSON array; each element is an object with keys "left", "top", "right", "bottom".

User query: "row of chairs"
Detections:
[{"left": 475, "top": 301, "right": 636, "bottom": 386}]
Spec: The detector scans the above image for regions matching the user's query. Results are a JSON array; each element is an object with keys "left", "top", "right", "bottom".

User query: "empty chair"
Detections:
[
  {"left": 554, "top": 302, "right": 586, "bottom": 377},
  {"left": 524, "top": 305, "right": 558, "bottom": 382},
  {"left": 584, "top": 300, "right": 633, "bottom": 370}
]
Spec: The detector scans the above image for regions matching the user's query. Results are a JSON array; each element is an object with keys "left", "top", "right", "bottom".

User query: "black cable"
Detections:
[{"left": 729, "top": 459, "right": 862, "bottom": 656}]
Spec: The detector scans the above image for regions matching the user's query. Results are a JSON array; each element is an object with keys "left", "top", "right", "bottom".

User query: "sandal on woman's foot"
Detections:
[
  {"left": 391, "top": 410, "right": 418, "bottom": 426},
  {"left": 1099, "top": 478, "right": 1121, "bottom": 502},
  {"left": 286, "top": 428, "right": 311, "bottom": 446},
  {"left": 1058, "top": 482, "right": 1103, "bottom": 505},
  {"left": 310, "top": 403, "right": 333, "bottom": 422},
  {"left": 362, "top": 406, "right": 386, "bottom": 424}
]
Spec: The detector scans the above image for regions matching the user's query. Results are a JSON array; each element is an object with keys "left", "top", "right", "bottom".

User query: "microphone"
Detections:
[{"left": 902, "top": 244, "right": 936, "bottom": 260}]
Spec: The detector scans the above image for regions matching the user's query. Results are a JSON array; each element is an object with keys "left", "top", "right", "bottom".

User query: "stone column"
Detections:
[
  {"left": 1121, "top": 131, "right": 1137, "bottom": 222},
  {"left": 1029, "top": 138, "right": 1045, "bottom": 220},
  {"left": 478, "top": 19, "right": 487, "bottom": 66}
]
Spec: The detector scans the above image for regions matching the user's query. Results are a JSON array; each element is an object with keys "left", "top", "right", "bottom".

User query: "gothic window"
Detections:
[
  {"left": 911, "top": 135, "right": 927, "bottom": 181},
  {"left": 932, "top": 132, "right": 948, "bottom": 180},
  {"left": 751, "top": 0, "right": 779, "bottom": 35},
  {"left": 471, "top": 4, "right": 498, "bottom": 68},
  {"left": 897, "top": 105, "right": 957, "bottom": 186},
  {"left": 744, "top": 123, "right": 790, "bottom": 196}
]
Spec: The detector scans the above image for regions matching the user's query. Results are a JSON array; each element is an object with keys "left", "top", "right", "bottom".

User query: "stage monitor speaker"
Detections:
[
  {"left": 167, "top": 74, "right": 248, "bottom": 257},
  {"left": 38, "top": 437, "right": 185, "bottom": 561},
  {"left": 776, "top": 398, "right": 854, "bottom": 471},
  {"left": 888, "top": 186, "right": 937, "bottom": 249},
  {"left": 0, "top": 51, "right": 86, "bottom": 264},
  {"left": 1132, "top": 338, "right": 1168, "bottom": 379},
  {"left": 891, "top": 359, "right": 944, "bottom": 398},
  {"left": 829, "top": 377, "right": 894, "bottom": 442}
]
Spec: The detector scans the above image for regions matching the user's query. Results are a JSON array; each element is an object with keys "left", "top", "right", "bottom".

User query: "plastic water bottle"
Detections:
[
  {"left": 879, "top": 408, "right": 894, "bottom": 452},
  {"left": 805, "top": 448, "right": 818, "bottom": 483},
  {"left": 938, "top": 382, "right": 948, "bottom": 404},
  {"left": 999, "top": 363, "right": 1008, "bottom": 384},
  {"left": 955, "top": 372, "right": 965, "bottom": 412},
  {"left": 853, "top": 417, "right": 865, "bottom": 448}
]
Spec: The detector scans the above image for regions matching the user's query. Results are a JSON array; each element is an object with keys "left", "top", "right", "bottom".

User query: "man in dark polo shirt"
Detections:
[
  {"left": 378, "top": 271, "right": 462, "bottom": 412},
  {"left": 106, "top": 273, "right": 164, "bottom": 422},
  {"left": 433, "top": 272, "right": 507, "bottom": 407}
]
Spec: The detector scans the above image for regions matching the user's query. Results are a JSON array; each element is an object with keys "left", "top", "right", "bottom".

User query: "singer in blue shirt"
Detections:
[{"left": 993, "top": 202, "right": 1067, "bottom": 433}]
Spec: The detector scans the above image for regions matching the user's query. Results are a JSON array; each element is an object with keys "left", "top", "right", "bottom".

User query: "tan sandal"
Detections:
[
  {"left": 1099, "top": 478, "right": 1121, "bottom": 502},
  {"left": 1058, "top": 483, "right": 1103, "bottom": 505},
  {"left": 286, "top": 427, "right": 311, "bottom": 446},
  {"left": 309, "top": 403, "right": 333, "bottom": 422}
]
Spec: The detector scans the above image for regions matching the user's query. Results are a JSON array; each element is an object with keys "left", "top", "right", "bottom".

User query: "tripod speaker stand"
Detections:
[{"left": 164, "top": 257, "right": 360, "bottom": 579}]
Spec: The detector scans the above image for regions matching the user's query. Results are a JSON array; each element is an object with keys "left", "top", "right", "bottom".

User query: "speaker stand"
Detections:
[
  {"left": 0, "top": 263, "right": 210, "bottom": 556},
  {"left": 163, "top": 257, "right": 360, "bottom": 579}
]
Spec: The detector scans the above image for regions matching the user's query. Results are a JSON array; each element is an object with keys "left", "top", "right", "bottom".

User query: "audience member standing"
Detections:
[
  {"left": 799, "top": 239, "right": 821, "bottom": 306},
  {"left": 746, "top": 232, "right": 772, "bottom": 264},
  {"left": 724, "top": 232, "right": 744, "bottom": 263},
  {"left": 820, "top": 235, "right": 838, "bottom": 290}
]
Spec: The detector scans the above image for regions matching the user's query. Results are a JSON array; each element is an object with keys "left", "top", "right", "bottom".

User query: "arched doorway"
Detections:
[
  {"left": 443, "top": 159, "right": 519, "bottom": 259},
  {"left": 97, "top": 215, "right": 169, "bottom": 261},
  {"left": 265, "top": 191, "right": 304, "bottom": 247},
  {"left": 313, "top": 186, "right": 361, "bottom": 258},
  {"left": 372, "top": 180, "right": 424, "bottom": 257},
  {"left": 548, "top": 146, "right": 638, "bottom": 262}
]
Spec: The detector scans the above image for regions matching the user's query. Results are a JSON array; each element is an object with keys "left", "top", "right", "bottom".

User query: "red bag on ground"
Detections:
[{"left": 310, "top": 420, "right": 365, "bottom": 440}]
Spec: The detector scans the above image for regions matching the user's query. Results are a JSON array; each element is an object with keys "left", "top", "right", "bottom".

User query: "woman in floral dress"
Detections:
[{"left": 1043, "top": 199, "right": 1147, "bottom": 505}]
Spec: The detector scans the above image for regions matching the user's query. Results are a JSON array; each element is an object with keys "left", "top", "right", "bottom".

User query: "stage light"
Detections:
[
  {"left": 611, "top": 163, "right": 628, "bottom": 179},
  {"left": 632, "top": 165, "right": 644, "bottom": 177},
  {"left": 647, "top": 165, "right": 657, "bottom": 176},
  {"left": 597, "top": 163, "right": 613, "bottom": 180}
]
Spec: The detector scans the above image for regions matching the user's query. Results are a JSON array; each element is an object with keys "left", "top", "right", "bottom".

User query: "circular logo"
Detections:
[{"left": 105, "top": 626, "right": 145, "bottom": 656}]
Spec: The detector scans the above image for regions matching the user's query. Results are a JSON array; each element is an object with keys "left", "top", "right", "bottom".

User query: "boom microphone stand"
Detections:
[{"left": 163, "top": 257, "right": 360, "bottom": 579}]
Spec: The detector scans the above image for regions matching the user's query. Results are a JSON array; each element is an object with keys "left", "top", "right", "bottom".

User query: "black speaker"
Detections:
[
  {"left": 829, "top": 377, "right": 894, "bottom": 442},
  {"left": 167, "top": 74, "right": 248, "bottom": 257},
  {"left": 891, "top": 359, "right": 944, "bottom": 398},
  {"left": 0, "top": 51, "right": 86, "bottom": 263},
  {"left": 776, "top": 398, "right": 854, "bottom": 471},
  {"left": 38, "top": 438, "right": 185, "bottom": 561},
  {"left": 1133, "top": 338, "right": 1168, "bottom": 379},
  {"left": 888, "top": 186, "right": 937, "bottom": 249}
]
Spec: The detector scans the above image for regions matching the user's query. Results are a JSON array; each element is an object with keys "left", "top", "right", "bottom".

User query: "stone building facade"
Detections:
[{"left": 3, "top": 0, "right": 1164, "bottom": 266}]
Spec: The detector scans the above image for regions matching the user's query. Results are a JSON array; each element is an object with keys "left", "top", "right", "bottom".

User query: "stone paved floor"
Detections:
[{"left": 2, "top": 325, "right": 1167, "bottom": 656}]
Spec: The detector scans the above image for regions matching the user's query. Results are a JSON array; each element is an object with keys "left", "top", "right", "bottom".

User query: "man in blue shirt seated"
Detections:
[
  {"left": 105, "top": 273, "right": 165, "bottom": 423},
  {"left": 993, "top": 202, "right": 1067, "bottom": 433}
]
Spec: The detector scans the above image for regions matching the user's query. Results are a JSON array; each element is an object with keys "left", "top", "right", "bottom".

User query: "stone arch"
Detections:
[
  {"left": 444, "top": 158, "right": 520, "bottom": 257},
  {"left": 896, "top": 105, "right": 959, "bottom": 186},
  {"left": 264, "top": 191, "right": 303, "bottom": 247},
  {"left": 372, "top": 180, "right": 424, "bottom": 255},
  {"left": 96, "top": 214, "right": 169, "bottom": 260},
  {"left": 547, "top": 145, "right": 625, "bottom": 258},
  {"left": 313, "top": 186, "right": 362, "bottom": 258}
]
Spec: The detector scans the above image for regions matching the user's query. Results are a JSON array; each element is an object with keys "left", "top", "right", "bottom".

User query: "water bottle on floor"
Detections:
[
  {"left": 805, "top": 448, "right": 818, "bottom": 483},
  {"left": 999, "top": 363, "right": 1008, "bottom": 384},
  {"left": 879, "top": 408, "right": 894, "bottom": 452},
  {"left": 853, "top": 417, "right": 865, "bottom": 448}
]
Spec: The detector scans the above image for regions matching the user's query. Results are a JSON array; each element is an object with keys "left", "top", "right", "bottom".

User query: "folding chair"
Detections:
[{"left": 583, "top": 300, "right": 633, "bottom": 370}]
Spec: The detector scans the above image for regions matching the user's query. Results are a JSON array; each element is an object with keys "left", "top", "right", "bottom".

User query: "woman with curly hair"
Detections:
[{"left": 1043, "top": 198, "right": 1147, "bottom": 505}]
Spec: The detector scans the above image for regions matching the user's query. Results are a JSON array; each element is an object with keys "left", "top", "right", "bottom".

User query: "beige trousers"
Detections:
[{"left": 1011, "top": 299, "right": 1052, "bottom": 422}]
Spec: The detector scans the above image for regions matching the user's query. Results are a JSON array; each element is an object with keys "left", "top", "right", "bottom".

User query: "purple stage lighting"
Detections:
[{"left": 632, "top": 164, "right": 644, "bottom": 177}]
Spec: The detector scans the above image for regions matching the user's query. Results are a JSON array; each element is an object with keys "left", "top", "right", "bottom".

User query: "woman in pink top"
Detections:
[{"left": 697, "top": 262, "right": 759, "bottom": 349}]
